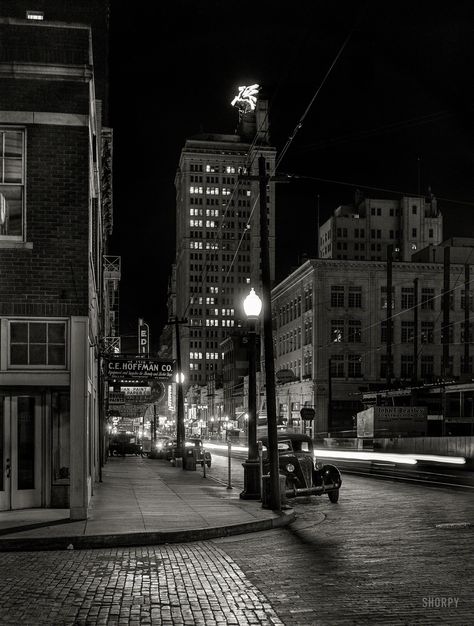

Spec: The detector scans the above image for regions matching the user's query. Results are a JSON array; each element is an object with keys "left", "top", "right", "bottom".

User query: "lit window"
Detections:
[
  {"left": 26, "top": 10, "right": 44, "bottom": 20},
  {"left": 0, "top": 130, "right": 25, "bottom": 241}
]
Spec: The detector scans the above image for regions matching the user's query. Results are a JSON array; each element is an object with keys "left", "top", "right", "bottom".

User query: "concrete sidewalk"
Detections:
[{"left": 0, "top": 456, "right": 294, "bottom": 551}]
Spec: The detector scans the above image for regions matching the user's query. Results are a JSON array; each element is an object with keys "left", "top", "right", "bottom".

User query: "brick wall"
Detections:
[
  {"left": 0, "top": 79, "right": 89, "bottom": 115},
  {"left": 0, "top": 124, "right": 90, "bottom": 317}
]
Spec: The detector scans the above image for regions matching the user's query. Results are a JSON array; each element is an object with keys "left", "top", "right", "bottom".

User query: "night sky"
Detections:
[{"left": 108, "top": 1, "right": 474, "bottom": 351}]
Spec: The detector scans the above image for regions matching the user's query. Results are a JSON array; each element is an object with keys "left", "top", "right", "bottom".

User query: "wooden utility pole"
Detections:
[
  {"left": 464, "top": 264, "right": 470, "bottom": 375},
  {"left": 386, "top": 245, "right": 393, "bottom": 389},
  {"left": 172, "top": 317, "right": 187, "bottom": 465},
  {"left": 257, "top": 155, "right": 281, "bottom": 510},
  {"left": 442, "top": 247, "right": 450, "bottom": 377},
  {"left": 413, "top": 277, "right": 419, "bottom": 383}
]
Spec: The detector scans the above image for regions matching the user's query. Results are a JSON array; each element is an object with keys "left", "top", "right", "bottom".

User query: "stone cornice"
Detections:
[
  {"left": 0, "top": 62, "right": 92, "bottom": 82},
  {"left": 0, "top": 111, "right": 88, "bottom": 126}
]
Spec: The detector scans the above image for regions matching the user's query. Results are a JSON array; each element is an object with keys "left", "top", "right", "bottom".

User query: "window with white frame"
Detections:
[
  {"left": 9, "top": 320, "right": 66, "bottom": 367},
  {"left": 0, "top": 129, "right": 25, "bottom": 240}
]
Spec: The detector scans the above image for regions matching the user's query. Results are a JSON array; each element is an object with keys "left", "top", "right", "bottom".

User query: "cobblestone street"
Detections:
[
  {"left": 0, "top": 475, "right": 473, "bottom": 625},
  {"left": 0, "top": 543, "right": 282, "bottom": 626}
]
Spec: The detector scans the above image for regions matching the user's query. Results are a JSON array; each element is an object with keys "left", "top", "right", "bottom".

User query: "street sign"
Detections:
[
  {"left": 106, "top": 358, "right": 175, "bottom": 381},
  {"left": 300, "top": 407, "right": 315, "bottom": 421}
]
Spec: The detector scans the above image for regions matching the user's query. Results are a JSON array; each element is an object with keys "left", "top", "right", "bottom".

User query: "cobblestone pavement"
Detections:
[
  {"left": 219, "top": 475, "right": 474, "bottom": 625},
  {"left": 0, "top": 542, "right": 283, "bottom": 625},
  {"left": 0, "top": 474, "right": 473, "bottom": 625}
]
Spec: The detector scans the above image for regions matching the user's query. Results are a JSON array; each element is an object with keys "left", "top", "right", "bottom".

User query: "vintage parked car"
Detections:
[
  {"left": 163, "top": 438, "right": 177, "bottom": 461},
  {"left": 260, "top": 432, "right": 342, "bottom": 503},
  {"left": 169, "top": 438, "right": 212, "bottom": 468},
  {"left": 109, "top": 433, "right": 143, "bottom": 457},
  {"left": 150, "top": 435, "right": 173, "bottom": 459}
]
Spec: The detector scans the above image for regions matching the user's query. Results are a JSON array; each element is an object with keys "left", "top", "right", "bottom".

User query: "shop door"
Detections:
[{"left": 0, "top": 395, "right": 42, "bottom": 510}]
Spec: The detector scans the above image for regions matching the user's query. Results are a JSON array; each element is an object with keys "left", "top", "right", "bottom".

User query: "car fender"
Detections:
[{"left": 321, "top": 463, "right": 342, "bottom": 488}]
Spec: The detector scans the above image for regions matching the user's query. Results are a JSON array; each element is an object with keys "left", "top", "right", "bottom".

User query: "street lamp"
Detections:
[{"left": 240, "top": 287, "right": 262, "bottom": 500}]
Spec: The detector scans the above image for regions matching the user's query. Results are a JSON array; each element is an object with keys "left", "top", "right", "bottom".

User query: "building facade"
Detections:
[
  {"left": 0, "top": 16, "right": 112, "bottom": 518},
  {"left": 319, "top": 192, "right": 443, "bottom": 262},
  {"left": 173, "top": 102, "right": 276, "bottom": 387},
  {"left": 272, "top": 251, "right": 473, "bottom": 436}
]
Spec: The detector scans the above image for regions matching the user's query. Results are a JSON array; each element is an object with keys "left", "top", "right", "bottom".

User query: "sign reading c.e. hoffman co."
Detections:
[{"left": 107, "top": 358, "right": 175, "bottom": 381}]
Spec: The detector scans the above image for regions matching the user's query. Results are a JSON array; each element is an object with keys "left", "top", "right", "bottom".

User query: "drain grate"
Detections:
[{"left": 435, "top": 522, "right": 473, "bottom": 529}]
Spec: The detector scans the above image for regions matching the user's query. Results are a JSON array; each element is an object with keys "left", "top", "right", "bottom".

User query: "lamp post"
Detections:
[{"left": 240, "top": 287, "right": 262, "bottom": 500}]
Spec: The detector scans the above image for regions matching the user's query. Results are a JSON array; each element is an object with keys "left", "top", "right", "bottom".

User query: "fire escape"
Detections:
[{"left": 103, "top": 255, "right": 121, "bottom": 354}]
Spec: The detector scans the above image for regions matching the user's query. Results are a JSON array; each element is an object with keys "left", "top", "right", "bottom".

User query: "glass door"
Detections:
[{"left": 0, "top": 395, "right": 42, "bottom": 510}]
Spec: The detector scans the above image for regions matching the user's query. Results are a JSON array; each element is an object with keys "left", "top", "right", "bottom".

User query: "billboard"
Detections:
[
  {"left": 106, "top": 358, "right": 174, "bottom": 381},
  {"left": 357, "top": 406, "right": 428, "bottom": 438}
]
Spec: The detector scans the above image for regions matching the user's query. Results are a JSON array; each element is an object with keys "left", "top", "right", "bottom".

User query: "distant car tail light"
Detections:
[{"left": 286, "top": 463, "right": 295, "bottom": 473}]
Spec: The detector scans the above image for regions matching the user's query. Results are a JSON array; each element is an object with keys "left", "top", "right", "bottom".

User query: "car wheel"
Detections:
[{"left": 328, "top": 490, "right": 339, "bottom": 503}]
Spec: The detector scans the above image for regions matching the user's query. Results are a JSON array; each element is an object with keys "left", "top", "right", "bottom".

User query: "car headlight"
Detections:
[
  {"left": 286, "top": 463, "right": 295, "bottom": 473},
  {"left": 156, "top": 443, "right": 163, "bottom": 449}
]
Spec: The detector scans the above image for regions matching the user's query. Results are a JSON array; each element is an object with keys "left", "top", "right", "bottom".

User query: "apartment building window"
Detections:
[
  {"left": 460, "top": 322, "right": 473, "bottom": 343},
  {"left": 381, "top": 320, "right": 394, "bottom": 343},
  {"left": 330, "top": 355, "right": 344, "bottom": 377},
  {"left": 461, "top": 356, "right": 473, "bottom": 374},
  {"left": 421, "top": 321, "right": 434, "bottom": 343},
  {"left": 421, "top": 287, "right": 435, "bottom": 310},
  {"left": 381, "top": 286, "right": 395, "bottom": 309},
  {"left": 348, "top": 320, "right": 362, "bottom": 343},
  {"left": 348, "top": 354, "right": 362, "bottom": 377},
  {"left": 401, "top": 287, "right": 414, "bottom": 309},
  {"left": 412, "top": 205, "right": 417, "bottom": 215},
  {"left": 412, "top": 228, "right": 417, "bottom": 237},
  {"left": 401, "top": 321, "right": 414, "bottom": 343},
  {"left": 440, "top": 324, "right": 454, "bottom": 343},
  {"left": 331, "top": 320, "right": 344, "bottom": 343},
  {"left": 348, "top": 286, "right": 362, "bottom": 308},
  {"left": 380, "top": 355, "right": 388, "bottom": 378},
  {"left": 461, "top": 290, "right": 473, "bottom": 311},
  {"left": 0, "top": 129, "right": 24, "bottom": 240},
  {"left": 400, "top": 355, "right": 414, "bottom": 378},
  {"left": 331, "top": 285, "right": 344, "bottom": 307},
  {"left": 9, "top": 321, "right": 66, "bottom": 367},
  {"left": 420, "top": 355, "right": 434, "bottom": 378},
  {"left": 429, "top": 228, "right": 434, "bottom": 238}
]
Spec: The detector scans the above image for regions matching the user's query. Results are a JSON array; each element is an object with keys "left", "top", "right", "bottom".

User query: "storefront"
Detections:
[{"left": 0, "top": 316, "right": 98, "bottom": 517}]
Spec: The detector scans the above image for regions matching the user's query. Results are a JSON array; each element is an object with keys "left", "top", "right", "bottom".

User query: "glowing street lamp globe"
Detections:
[{"left": 243, "top": 288, "right": 262, "bottom": 320}]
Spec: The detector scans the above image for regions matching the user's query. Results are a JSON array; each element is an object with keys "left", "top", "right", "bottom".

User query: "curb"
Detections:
[{"left": 0, "top": 509, "right": 296, "bottom": 552}]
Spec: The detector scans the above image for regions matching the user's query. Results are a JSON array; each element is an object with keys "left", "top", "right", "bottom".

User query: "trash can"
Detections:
[
  {"left": 184, "top": 447, "right": 197, "bottom": 471},
  {"left": 261, "top": 474, "right": 287, "bottom": 508}
]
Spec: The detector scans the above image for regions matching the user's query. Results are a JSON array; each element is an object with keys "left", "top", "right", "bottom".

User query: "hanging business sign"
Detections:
[
  {"left": 107, "top": 358, "right": 175, "bottom": 381},
  {"left": 300, "top": 407, "right": 315, "bottom": 421}
]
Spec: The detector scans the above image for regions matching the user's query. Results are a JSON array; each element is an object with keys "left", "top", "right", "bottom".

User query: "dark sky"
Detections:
[{"left": 109, "top": 0, "right": 474, "bottom": 352}]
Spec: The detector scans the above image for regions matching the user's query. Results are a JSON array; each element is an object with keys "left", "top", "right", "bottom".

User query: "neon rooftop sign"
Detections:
[{"left": 231, "top": 84, "right": 260, "bottom": 114}]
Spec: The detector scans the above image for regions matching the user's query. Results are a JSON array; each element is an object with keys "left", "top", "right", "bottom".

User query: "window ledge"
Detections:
[{"left": 0, "top": 241, "right": 33, "bottom": 250}]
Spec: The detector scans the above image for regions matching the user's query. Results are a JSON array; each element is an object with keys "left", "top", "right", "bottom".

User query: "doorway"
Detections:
[{"left": 0, "top": 395, "right": 42, "bottom": 510}]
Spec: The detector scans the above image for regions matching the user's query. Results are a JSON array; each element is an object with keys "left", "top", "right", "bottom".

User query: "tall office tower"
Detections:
[
  {"left": 319, "top": 191, "right": 443, "bottom": 262},
  {"left": 174, "top": 99, "right": 276, "bottom": 386}
]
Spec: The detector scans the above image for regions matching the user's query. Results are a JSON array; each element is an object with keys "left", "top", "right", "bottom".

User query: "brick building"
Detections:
[{"left": 0, "top": 15, "right": 113, "bottom": 518}]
